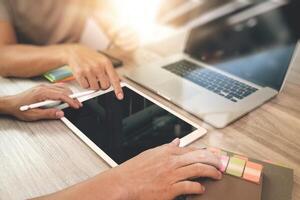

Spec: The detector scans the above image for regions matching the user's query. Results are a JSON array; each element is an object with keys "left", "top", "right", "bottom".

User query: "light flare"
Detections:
[{"left": 112, "top": 0, "right": 162, "bottom": 37}]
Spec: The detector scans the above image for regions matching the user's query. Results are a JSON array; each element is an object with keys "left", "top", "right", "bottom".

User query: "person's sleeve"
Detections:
[{"left": 0, "top": 0, "right": 11, "bottom": 22}]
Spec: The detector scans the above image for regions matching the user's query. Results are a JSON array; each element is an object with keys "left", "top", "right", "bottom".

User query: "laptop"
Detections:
[{"left": 127, "top": 0, "right": 300, "bottom": 128}]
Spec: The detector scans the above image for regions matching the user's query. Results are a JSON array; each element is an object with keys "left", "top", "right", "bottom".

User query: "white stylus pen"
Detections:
[{"left": 19, "top": 90, "right": 95, "bottom": 111}]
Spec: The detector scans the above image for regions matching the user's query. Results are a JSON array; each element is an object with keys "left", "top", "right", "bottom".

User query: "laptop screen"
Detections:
[
  {"left": 157, "top": 0, "right": 235, "bottom": 26},
  {"left": 184, "top": 1, "right": 299, "bottom": 91}
]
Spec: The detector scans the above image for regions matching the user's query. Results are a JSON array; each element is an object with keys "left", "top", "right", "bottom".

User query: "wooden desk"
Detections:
[{"left": 0, "top": 45, "right": 299, "bottom": 199}]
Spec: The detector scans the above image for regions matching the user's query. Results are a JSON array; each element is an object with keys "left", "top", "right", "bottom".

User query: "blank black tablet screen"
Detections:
[{"left": 63, "top": 86, "right": 196, "bottom": 164}]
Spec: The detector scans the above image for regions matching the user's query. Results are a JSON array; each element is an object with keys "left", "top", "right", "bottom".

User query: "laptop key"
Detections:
[{"left": 163, "top": 60, "right": 258, "bottom": 103}]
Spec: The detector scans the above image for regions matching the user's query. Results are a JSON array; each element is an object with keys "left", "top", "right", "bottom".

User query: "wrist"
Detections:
[
  {"left": 0, "top": 96, "right": 17, "bottom": 116},
  {"left": 95, "top": 168, "right": 132, "bottom": 200},
  {"left": 58, "top": 44, "right": 86, "bottom": 65},
  {"left": 111, "top": 167, "right": 136, "bottom": 200},
  {"left": 50, "top": 45, "right": 72, "bottom": 66}
]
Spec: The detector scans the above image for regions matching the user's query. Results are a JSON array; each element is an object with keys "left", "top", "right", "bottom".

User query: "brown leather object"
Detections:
[
  {"left": 188, "top": 175, "right": 262, "bottom": 200},
  {"left": 187, "top": 154, "right": 293, "bottom": 200}
]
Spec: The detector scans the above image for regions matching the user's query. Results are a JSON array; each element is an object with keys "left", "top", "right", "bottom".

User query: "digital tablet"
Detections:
[{"left": 60, "top": 83, "right": 207, "bottom": 167}]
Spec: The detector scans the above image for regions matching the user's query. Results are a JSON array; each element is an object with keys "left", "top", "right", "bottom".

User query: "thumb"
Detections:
[
  {"left": 169, "top": 138, "right": 180, "bottom": 147},
  {"left": 31, "top": 108, "right": 64, "bottom": 120}
]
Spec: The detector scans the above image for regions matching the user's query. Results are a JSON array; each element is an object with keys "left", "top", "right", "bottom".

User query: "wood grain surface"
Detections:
[{"left": 0, "top": 43, "right": 299, "bottom": 200}]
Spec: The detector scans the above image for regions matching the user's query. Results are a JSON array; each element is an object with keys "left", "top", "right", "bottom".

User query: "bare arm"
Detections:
[
  {"left": 33, "top": 139, "right": 222, "bottom": 200},
  {"left": 34, "top": 169, "right": 127, "bottom": 200},
  {"left": 0, "top": 96, "right": 11, "bottom": 115},
  {"left": 0, "top": 20, "right": 67, "bottom": 77},
  {"left": 0, "top": 20, "right": 123, "bottom": 99},
  {"left": 0, "top": 44, "right": 67, "bottom": 78},
  {"left": 92, "top": 2, "right": 139, "bottom": 52}
]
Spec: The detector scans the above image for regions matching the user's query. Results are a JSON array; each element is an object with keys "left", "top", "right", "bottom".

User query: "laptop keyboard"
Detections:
[{"left": 162, "top": 60, "right": 258, "bottom": 102}]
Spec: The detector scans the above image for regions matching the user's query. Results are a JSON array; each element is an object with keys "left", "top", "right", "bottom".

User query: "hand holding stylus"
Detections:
[
  {"left": 20, "top": 90, "right": 95, "bottom": 111},
  {"left": 3, "top": 83, "right": 83, "bottom": 121}
]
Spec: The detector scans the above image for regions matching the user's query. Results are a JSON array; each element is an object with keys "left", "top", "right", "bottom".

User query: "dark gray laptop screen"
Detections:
[{"left": 185, "top": 1, "right": 299, "bottom": 91}]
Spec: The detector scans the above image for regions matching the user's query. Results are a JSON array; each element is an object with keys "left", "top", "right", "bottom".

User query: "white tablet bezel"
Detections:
[{"left": 59, "top": 82, "right": 207, "bottom": 167}]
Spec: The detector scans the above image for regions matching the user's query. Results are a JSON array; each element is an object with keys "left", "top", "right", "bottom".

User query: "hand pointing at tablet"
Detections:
[{"left": 64, "top": 45, "right": 124, "bottom": 100}]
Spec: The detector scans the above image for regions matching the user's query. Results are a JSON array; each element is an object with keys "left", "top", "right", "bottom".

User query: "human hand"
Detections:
[
  {"left": 63, "top": 44, "right": 123, "bottom": 100},
  {"left": 4, "top": 83, "right": 82, "bottom": 121},
  {"left": 107, "top": 25, "right": 140, "bottom": 52},
  {"left": 91, "top": 9, "right": 139, "bottom": 51},
  {"left": 34, "top": 139, "right": 222, "bottom": 200},
  {"left": 111, "top": 139, "right": 222, "bottom": 200}
]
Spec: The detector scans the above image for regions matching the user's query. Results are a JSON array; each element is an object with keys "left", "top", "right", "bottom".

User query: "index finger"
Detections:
[
  {"left": 177, "top": 149, "right": 222, "bottom": 170},
  {"left": 51, "top": 83, "right": 72, "bottom": 93},
  {"left": 105, "top": 61, "right": 123, "bottom": 100},
  {"left": 43, "top": 91, "right": 80, "bottom": 109}
]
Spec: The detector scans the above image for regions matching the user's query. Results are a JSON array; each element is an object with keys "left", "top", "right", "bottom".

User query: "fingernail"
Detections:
[
  {"left": 79, "top": 102, "right": 83, "bottom": 107},
  {"left": 218, "top": 171, "right": 223, "bottom": 180},
  {"left": 202, "top": 186, "right": 206, "bottom": 192},
  {"left": 56, "top": 111, "right": 64, "bottom": 118},
  {"left": 172, "top": 138, "right": 179, "bottom": 143},
  {"left": 117, "top": 93, "right": 123, "bottom": 100}
]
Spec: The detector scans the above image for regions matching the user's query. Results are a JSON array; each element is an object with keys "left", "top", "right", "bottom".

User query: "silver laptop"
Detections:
[{"left": 127, "top": 1, "right": 299, "bottom": 128}]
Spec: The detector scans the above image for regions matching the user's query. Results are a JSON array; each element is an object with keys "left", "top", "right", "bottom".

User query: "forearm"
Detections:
[
  {"left": 92, "top": 1, "right": 118, "bottom": 35},
  {"left": 33, "top": 169, "right": 129, "bottom": 200},
  {"left": 0, "top": 44, "right": 67, "bottom": 78},
  {"left": 0, "top": 96, "right": 14, "bottom": 115}
]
